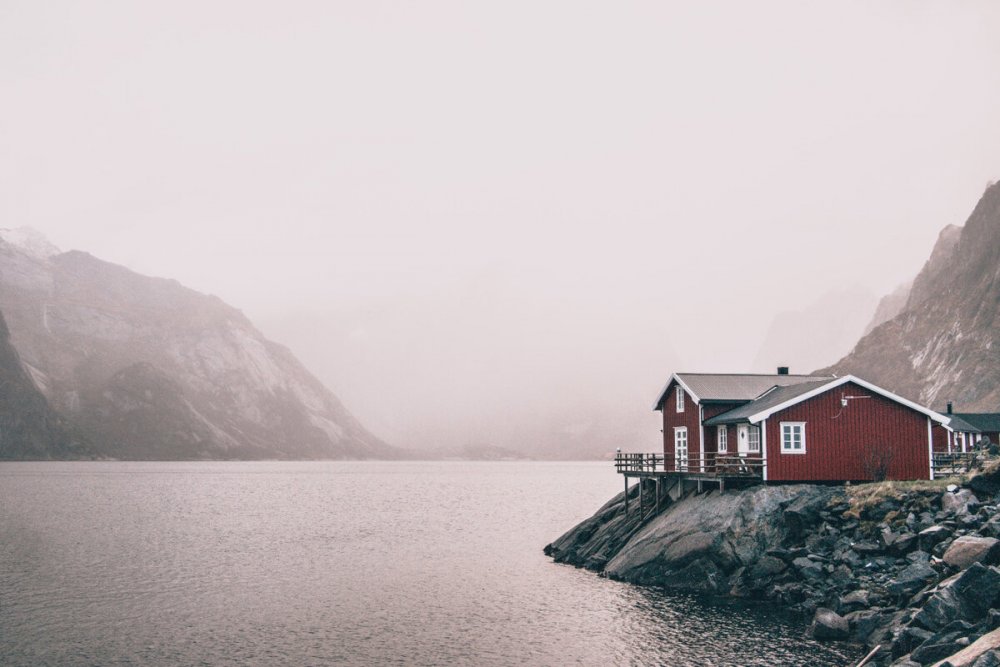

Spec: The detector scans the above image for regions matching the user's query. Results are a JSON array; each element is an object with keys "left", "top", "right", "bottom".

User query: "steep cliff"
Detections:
[
  {"left": 823, "top": 183, "right": 1000, "bottom": 411},
  {"left": 862, "top": 280, "right": 912, "bottom": 337},
  {"left": 0, "top": 309, "right": 86, "bottom": 459},
  {"left": 0, "top": 231, "right": 395, "bottom": 459}
]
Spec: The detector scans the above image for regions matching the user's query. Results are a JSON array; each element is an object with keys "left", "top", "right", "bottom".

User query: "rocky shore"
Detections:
[{"left": 546, "top": 467, "right": 1000, "bottom": 666}]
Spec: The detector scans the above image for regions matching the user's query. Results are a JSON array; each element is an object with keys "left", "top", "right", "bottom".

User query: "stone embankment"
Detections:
[{"left": 545, "top": 468, "right": 1000, "bottom": 666}]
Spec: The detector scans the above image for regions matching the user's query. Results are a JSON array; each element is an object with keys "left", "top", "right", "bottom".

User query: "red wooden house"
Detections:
[{"left": 646, "top": 369, "right": 953, "bottom": 483}]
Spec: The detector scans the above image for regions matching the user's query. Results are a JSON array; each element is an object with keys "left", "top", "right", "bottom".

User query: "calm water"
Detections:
[{"left": 0, "top": 461, "right": 856, "bottom": 666}]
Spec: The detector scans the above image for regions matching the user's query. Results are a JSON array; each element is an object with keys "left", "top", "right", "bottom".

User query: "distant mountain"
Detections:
[
  {"left": 0, "top": 309, "right": 88, "bottom": 459},
  {"left": 862, "top": 280, "right": 912, "bottom": 337},
  {"left": 823, "top": 182, "right": 1000, "bottom": 411},
  {"left": 0, "top": 230, "right": 395, "bottom": 460},
  {"left": 751, "top": 287, "right": 877, "bottom": 375}
]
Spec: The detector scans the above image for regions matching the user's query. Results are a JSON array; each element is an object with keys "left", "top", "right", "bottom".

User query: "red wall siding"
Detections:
[
  {"left": 931, "top": 424, "right": 950, "bottom": 453},
  {"left": 661, "top": 382, "right": 702, "bottom": 468},
  {"left": 764, "top": 382, "right": 931, "bottom": 482}
]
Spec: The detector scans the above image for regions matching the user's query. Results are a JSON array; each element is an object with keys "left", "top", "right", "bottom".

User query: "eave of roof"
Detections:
[{"left": 704, "top": 375, "right": 950, "bottom": 427}]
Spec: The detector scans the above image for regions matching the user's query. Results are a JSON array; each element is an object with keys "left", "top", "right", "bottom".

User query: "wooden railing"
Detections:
[
  {"left": 614, "top": 452, "right": 765, "bottom": 478},
  {"left": 932, "top": 452, "right": 980, "bottom": 479}
]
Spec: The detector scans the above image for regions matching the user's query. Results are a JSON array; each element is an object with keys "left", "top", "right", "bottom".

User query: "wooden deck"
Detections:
[
  {"left": 614, "top": 452, "right": 765, "bottom": 480},
  {"left": 613, "top": 452, "right": 765, "bottom": 517}
]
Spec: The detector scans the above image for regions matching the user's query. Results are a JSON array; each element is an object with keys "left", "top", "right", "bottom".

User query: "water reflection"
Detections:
[{"left": 0, "top": 461, "right": 858, "bottom": 666}]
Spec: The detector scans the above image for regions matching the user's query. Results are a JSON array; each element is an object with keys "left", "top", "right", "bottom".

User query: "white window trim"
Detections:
[
  {"left": 748, "top": 425, "right": 760, "bottom": 453},
  {"left": 780, "top": 421, "right": 806, "bottom": 454},
  {"left": 676, "top": 387, "right": 685, "bottom": 413},
  {"left": 717, "top": 426, "right": 728, "bottom": 453}
]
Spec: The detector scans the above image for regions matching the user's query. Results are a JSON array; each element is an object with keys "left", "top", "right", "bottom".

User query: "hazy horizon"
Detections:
[{"left": 3, "top": 1, "right": 999, "bottom": 452}]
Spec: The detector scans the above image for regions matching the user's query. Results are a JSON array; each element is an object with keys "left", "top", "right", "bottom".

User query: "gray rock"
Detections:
[
  {"left": 854, "top": 541, "right": 885, "bottom": 555},
  {"left": 944, "top": 489, "right": 980, "bottom": 516},
  {"left": 749, "top": 555, "right": 786, "bottom": 579},
  {"left": 972, "top": 650, "right": 1000, "bottom": 667},
  {"left": 793, "top": 556, "right": 825, "bottom": 581},
  {"left": 808, "top": 607, "right": 849, "bottom": 640},
  {"left": 891, "top": 626, "right": 933, "bottom": 658},
  {"left": 888, "top": 561, "right": 939, "bottom": 597},
  {"left": 911, "top": 564, "right": 1000, "bottom": 631},
  {"left": 598, "top": 485, "right": 841, "bottom": 588},
  {"left": 912, "top": 638, "right": 967, "bottom": 664},
  {"left": 943, "top": 536, "right": 1000, "bottom": 570},
  {"left": 838, "top": 589, "right": 871, "bottom": 614},
  {"left": 920, "top": 525, "right": 954, "bottom": 551}
]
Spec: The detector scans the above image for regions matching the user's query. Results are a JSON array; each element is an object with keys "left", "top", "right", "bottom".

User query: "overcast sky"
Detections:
[{"left": 2, "top": 1, "right": 999, "bottom": 450}]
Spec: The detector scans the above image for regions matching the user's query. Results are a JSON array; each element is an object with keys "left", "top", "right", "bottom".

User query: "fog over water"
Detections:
[{"left": 2, "top": 1, "right": 999, "bottom": 452}]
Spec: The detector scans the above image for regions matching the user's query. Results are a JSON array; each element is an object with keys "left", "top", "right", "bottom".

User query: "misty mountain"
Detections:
[
  {"left": 0, "top": 309, "right": 88, "bottom": 459},
  {"left": 0, "top": 230, "right": 394, "bottom": 459},
  {"left": 750, "top": 287, "right": 877, "bottom": 374},
  {"left": 862, "top": 280, "right": 912, "bottom": 337},
  {"left": 823, "top": 182, "right": 1000, "bottom": 411},
  {"left": 258, "top": 292, "right": 672, "bottom": 461}
]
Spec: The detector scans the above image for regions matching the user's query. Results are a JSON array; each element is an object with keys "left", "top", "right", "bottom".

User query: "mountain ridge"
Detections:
[
  {"left": 822, "top": 182, "right": 1000, "bottom": 412},
  {"left": 0, "top": 232, "right": 396, "bottom": 460}
]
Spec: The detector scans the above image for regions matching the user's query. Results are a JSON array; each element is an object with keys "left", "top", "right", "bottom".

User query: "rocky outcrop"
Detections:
[
  {"left": 546, "top": 469, "right": 1000, "bottom": 666},
  {"left": 864, "top": 281, "right": 913, "bottom": 337},
  {"left": 0, "top": 309, "right": 88, "bottom": 459},
  {"left": 0, "top": 230, "right": 395, "bottom": 460},
  {"left": 823, "top": 182, "right": 1000, "bottom": 412}
]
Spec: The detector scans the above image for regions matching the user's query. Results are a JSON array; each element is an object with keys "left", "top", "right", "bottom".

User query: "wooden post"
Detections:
[
  {"left": 655, "top": 478, "right": 661, "bottom": 514},
  {"left": 624, "top": 476, "right": 629, "bottom": 515},
  {"left": 639, "top": 479, "right": 644, "bottom": 517}
]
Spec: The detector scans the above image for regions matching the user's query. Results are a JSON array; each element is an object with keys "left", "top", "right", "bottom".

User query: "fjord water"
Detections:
[{"left": 0, "top": 461, "right": 854, "bottom": 666}]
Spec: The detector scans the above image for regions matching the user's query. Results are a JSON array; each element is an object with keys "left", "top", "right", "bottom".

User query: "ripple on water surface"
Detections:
[{"left": 0, "top": 461, "right": 858, "bottom": 666}]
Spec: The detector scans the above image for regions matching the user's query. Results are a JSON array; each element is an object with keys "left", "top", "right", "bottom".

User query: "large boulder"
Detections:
[
  {"left": 912, "top": 564, "right": 1000, "bottom": 631},
  {"left": 943, "top": 490, "right": 979, "bottom": 516},
  {"left": 600, "top": 485, "right": 840, "bottom": 588},
  {"left": 943, "top": 537, "right": 1000, "bottom": 570}
]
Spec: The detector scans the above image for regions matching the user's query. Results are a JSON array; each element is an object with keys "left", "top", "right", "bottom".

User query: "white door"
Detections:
[
  {"left": 737, "top": 424, "right": 750, "bottom": 457},
  {"left": 674, "top": 427, "right": 688, "bottom": 471}
]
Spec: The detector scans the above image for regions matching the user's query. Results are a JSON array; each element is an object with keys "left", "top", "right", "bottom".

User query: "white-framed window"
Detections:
[
  {"left": 717, "top": 426, "right": 728, "bottom": 453},
  {"left": 676, "top": 387, "right": 685, "bottom": 413},
  {"left": 748, "top": 426, "right": 760, "bottom": 452},
  {"left": 780, "top": 422, "right": 806, "bottom": 454}
]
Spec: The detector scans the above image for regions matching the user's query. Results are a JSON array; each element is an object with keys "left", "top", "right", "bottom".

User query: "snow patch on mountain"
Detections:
[{"left": 0, "top": 227, "right": 60, "bottom": 260}]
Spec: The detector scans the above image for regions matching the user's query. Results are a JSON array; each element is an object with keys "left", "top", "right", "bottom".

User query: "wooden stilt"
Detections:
[
  {"left": 624, "top": 476, "right": 629, "bottom": 515},
  {"left": 639, "top": 479, "right": 644, "bottom": 517},
  {"left": 655, "top": 478, "right": 661, "bottom": 514}
]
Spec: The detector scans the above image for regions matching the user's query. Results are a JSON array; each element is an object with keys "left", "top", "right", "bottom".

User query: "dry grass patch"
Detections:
[{"left": 840, "top": 478, "right": 959, "bottom": 520}]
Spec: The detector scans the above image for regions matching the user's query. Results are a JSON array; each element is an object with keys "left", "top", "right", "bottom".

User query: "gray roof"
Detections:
[
  {"left": 944, "top": 415, "right": 981, "bottom": 434},
  {"left": 704, "top": 380, "right": 833, "bottom": 426},
  {"left": 654, "top": 372, "right": 832, "bottom": 410},
  {"left": 953, "top": 413, "right": 1000, "bottom": 433}
]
